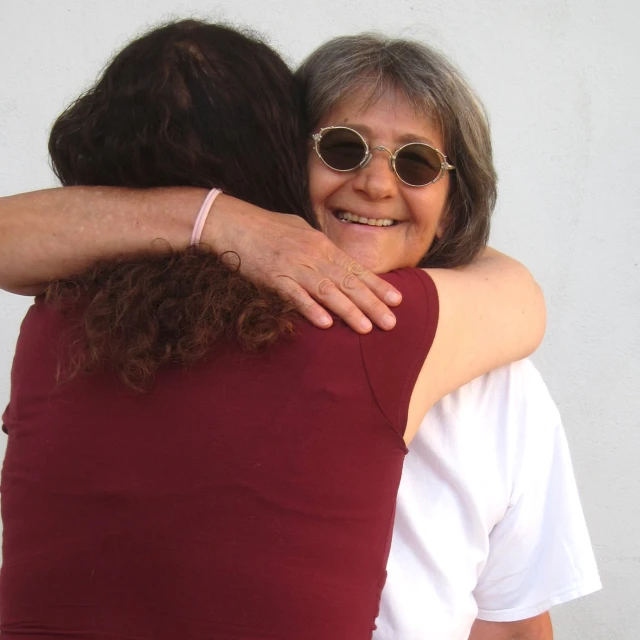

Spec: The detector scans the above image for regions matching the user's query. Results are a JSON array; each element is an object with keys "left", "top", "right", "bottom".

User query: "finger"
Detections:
[
  {"left": 320, "top": 244, "right": 401, "bottom": 326},
  {"left": 324, "top": 265, "right": 398, "bottom": 331},
  {"left": 356, "top": 269, "right": 403, "bottom": 307},
  {"left": 291, "top": 269, "right": 373, "bottom": 334},
  {"left": 306, "top": 258, "right": 396, "bottom": 331},
  {"left": 336, "top": 257, "right": 402, "bottom": 308},
  {"left": 273, "top": 279, "right": 334, "bottom": 329},
  {"left": 338, "top": 270, "right": 397, "bottom": 331},
  {"left": 315, "top": 236, "right": 402, "bottom": 310}
]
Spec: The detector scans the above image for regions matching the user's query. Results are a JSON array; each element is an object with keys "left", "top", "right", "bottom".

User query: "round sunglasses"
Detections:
[{"left": 311, "top": 125, "right": 455, "bottom": 188}]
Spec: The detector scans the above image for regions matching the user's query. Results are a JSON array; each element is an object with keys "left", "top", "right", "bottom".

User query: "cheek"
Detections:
[
  {"left": 307, "top": 172, "right": 324, "bottom": 212},
  {"left": 411, "top": 186, "right": 449, "bottom": 234},
  {"left": 308, "top": 161, "right": 346, "bottom": 215},
  {"left": 307, "top": 158, "right": 328, "bottom": 211}
]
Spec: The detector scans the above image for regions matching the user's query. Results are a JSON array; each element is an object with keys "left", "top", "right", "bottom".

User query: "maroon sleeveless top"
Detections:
[{"left": 1, "top": 269, "right": 438, "bottom": 640}]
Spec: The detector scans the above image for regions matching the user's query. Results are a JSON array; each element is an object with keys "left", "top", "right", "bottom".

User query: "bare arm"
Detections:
[
  {"left": 0, "top": 187, "right": 203, "bottom": 294},
  {"left": 0, "top": 187, "right": 400, "bottom": 332},
  {"left": 406, "top": 248, "right": 545, "bottom": 441},
  {"left": 468, "top": 613, "right": 553, "bottom": 640}
]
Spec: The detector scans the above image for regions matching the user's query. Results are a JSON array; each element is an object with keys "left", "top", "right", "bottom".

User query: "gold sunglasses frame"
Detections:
[{"left": 311, "top": 125, "right": 455, "bottom": 187}]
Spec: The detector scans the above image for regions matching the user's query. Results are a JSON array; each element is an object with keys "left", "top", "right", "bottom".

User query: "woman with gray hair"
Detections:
[
  {"left": 298, "top": 32, "right": 495, "bottom": 270},
  {"left": 301, "top": 36, "right": 595, "bottom": 640}
]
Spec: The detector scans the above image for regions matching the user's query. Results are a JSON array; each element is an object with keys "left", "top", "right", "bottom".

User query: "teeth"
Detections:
[{"left": 336, "top": 211, "right": 395, "bottom": 227}]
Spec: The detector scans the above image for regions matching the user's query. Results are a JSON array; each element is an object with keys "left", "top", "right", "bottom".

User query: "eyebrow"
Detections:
[{"left": 345, "top": 123, "right": 439, "bottom": 148}]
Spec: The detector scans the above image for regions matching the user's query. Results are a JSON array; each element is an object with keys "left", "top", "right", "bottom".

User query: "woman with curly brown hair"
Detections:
[
  {"left": 1, "top": 20, "right": 544, "bottom": 640},
  {"left": 42, "top": 19, "right": 315, "bottom": 390}
]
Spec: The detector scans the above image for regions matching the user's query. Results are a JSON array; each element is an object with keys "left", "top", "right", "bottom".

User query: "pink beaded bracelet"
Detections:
[{"left": 190, "top": 188, "right": 222, "bottom": 246}]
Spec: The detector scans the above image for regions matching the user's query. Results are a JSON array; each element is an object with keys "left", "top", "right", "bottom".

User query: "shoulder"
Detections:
[
  {"left": 427, "top": 358, "right": 560, "bottom": 437},
  {"left": 378, "top": 268, "right": 438, "bottom": 329},
  {"left": 358, "top": 269, "right": 439, "bottom": 435},
  {"left": 404, "top": 359, "right": 564, "bottom": 516}
]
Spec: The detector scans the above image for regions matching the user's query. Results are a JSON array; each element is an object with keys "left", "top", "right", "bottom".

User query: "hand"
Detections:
[{"left": 205, "top": 195, "right": 402, "bottom": 333}]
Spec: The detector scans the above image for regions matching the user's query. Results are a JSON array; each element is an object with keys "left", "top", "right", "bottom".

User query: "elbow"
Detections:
[
  {"left": 522, "top": 269, "right": 546, "bottom": 357},
  {"left": 0, "top": 202, "right": 45, "bottom": 296},
  {"left": 1, "top": 283, "right": 46, "bottom": 296},
  {"left": 0, "top": 269, "right": 46, "bottom": 296}
]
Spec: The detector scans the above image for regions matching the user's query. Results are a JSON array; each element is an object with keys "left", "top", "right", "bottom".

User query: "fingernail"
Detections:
[
  {"left": 319, "top": 315, "right": 333, "bottom": 328},
  {"left": 383, "top": 314, "right": 396, "bottom": 329},
  {"left": 360, "top": 318, "right": 373, "bottom": 332},
  {"left": 386, "top": 291, "right": 402, "bottom": 304}
]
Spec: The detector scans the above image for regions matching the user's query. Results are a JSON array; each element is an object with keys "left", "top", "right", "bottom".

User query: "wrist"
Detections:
[
  {"left": 198, "top": 193, "right": 232, "bottom": 253},
  {"left": 147, "top": 187, "right": 209, "bottom": 251},
  {"left": 201, "top": 193, "right": 272, "bottom": 254},
  {"left": 190, "top": 189, "right": 222, "bottom": 246}
]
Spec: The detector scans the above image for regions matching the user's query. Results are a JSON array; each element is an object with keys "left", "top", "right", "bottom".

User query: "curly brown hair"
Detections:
[
  {"left": 47, "top": 20, "right": 312, "bottom": 390},
  {"left": 46, "top": 250, "right": 297, "bottom": 391}
]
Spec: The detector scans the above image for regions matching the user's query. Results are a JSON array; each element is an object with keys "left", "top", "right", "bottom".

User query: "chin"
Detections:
[{"left": 319, "top": 217, "right": 405, "bottom": 274}]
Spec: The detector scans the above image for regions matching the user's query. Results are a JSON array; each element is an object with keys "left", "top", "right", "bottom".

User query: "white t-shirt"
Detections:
[{"left": 375, "top": 359, "right": 601, "bottom": 640}]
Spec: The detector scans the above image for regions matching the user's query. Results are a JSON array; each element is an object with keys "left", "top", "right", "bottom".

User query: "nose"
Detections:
[{"left": 352, "top": 147, "right": 398, "bottom": 200}]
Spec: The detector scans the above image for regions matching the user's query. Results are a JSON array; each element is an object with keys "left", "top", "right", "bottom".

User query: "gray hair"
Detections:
[{"left": 295, "top": 33, "right": 497, "bottom": 267}]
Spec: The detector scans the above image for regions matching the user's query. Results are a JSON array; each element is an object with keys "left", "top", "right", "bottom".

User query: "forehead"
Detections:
[{"left": 318, "top": 88, "right": 444, "bottom": 148}]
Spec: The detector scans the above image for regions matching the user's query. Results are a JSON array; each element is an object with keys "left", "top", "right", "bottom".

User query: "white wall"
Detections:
[{"left": 1, "top": 1, "right": 638, "bottom": 637}]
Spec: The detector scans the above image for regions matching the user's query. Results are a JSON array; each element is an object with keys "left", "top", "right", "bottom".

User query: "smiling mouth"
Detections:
[{"left": 334, "top": 211, "right": 398, "bottom": 227}]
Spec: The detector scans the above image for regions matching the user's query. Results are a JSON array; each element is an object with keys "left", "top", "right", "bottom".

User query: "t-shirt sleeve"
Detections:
[
  {"left": 359, "top": 268, "right": 439, "bottom": 437},
  {"left": 474, "top": 418, "right": 602, "bottom": 621}
]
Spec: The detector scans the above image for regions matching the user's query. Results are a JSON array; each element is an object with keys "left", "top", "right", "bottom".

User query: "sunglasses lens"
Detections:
[
  {"left": 318, "top": 128, "right": 367, "bottom": 171},
  {"left": 395, "top": 144, "right": 443, "bottom": 186}
]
